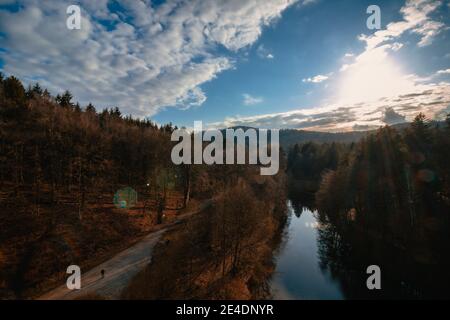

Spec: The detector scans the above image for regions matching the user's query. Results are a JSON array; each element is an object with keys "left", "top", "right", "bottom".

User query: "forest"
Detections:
[
  {"left": 0, "top": 73, "right": 287, "bottom": 299},
  {"left": 287, "top": 114, "right": 450, "bottom": 298},
  {"left": 0, "top": 73, "right": 174, "bottom": 298},
  {"left": 122, "top": 173, "right": 287, "bottom": 299}
]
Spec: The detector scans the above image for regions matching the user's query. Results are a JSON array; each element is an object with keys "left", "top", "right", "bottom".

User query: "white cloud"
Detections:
[
  {"left": 0, "top": 0, "right": 297, "bottom": 117},
  {"left": 391, "top": 42, "right": 404, "bottom": 51},
  {"left": 208, "top": 82, "right": 450, "bottom": 131},
  {"left": 358, "top": 0, "right": 444, "bottom": 50},
  {"left": 437, "top": 69, "right": 450, "bottom": 75},
  {"left": 302, "top": 74, "right": 331, "bottom": 83},
  {"left": 297, "top": 0, "right": 318, "bottom": 7},
  {"left": 414, "top": 20, "right": 445, "bottom": 47},
  {"left": 243, "top": 93, "right": 264, "bottom": 106},
  {"left": 340, "top": 64, "right": 350, "bottom": 72},
  {"left": 256, "top": 44, "right": 275, "bottom": 59}
]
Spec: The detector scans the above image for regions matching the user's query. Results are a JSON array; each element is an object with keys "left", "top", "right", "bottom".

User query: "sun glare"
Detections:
[{"left": 337, "top": 47, "right": 416, "bottom": 105}]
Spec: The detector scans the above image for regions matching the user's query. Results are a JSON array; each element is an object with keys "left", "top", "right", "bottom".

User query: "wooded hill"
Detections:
[{"left": 0, "top": 73, "right": 288, "bottom": 299}]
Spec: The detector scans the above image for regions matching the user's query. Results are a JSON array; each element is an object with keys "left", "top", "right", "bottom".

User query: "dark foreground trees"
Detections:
[
  {"left": 0, "top": 74, "right": 179, "bottom": 298},
  {"left": 313, "top": 114, "right": 450, "bottom": 298}
]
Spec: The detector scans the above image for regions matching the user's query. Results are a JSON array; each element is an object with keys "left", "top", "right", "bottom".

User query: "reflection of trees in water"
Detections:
[
  {"left": 288, "top": 195, "right": 378, "bottom": 298},
  {"left": 290, "top": 193, "right": 450, "bottom": 299},
  {"left": 315, "top": 212, "right": 368, "bottom": 299},
  {"left": 290, "top": 201, "right": 303, "bottom": 218},
  {"left": 314, "top": 207, "right": 450, "bottom": 299},
  {"left": 289, "top": 193, "right": 316, "bottom": 218},
  {"left": 316, "top": 213, "right": 347, "bottom": 275}
]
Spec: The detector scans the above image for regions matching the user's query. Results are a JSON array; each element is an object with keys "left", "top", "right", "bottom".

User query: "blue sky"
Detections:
[
  {"left": 153, "top": 0, "right": 403, "bottom": 125},
  {"left": 1, "top": 0, "right": 450, "bottom": 131}
]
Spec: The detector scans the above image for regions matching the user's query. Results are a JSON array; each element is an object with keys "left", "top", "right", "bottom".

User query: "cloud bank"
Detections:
[
  {"left": 0, "top": 0, "right": 297, "bottom": 116},
  {"left": 208, "top": 83, "right": 450, "bottom": 131}
]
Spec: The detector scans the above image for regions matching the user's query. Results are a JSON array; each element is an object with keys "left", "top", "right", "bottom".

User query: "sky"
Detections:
[{"left": 1, "top": 0, "right": 450, "bottom": 131}]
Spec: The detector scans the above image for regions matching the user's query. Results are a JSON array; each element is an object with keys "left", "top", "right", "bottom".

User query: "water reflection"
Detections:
[
  {"left": 270, "top": 201, "right": 344, "bottom": 300},
  {"left": 271, "top": 195, "right": 450, "bottom": 299}
]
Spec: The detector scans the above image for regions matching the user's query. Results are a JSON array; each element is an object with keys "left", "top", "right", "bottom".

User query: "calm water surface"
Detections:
[{"left": 270, "top": 201, "right": 344, "bottom": 300}]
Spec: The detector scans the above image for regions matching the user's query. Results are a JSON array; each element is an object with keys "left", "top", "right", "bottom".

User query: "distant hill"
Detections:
[
  {"left": 225, "top": 121, "right": 446, "bottom": 151},
  {"left": 279, "top": 129, "right": 366, "bottom": 149},
  {"left": 222, "top": 126, "right": 368, "bottom": 150},
  {"left": 280, "top": 121, "right": 448, "bottom": 150}
]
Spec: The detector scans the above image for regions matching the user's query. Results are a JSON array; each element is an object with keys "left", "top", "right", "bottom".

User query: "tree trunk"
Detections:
[
  {"left": 183, "top": 165, "right": 191, "bottom": 208},
  {"left": 78, "top": 158, "right": 84, "bottom": 221},
  {"left": 34, "top": 145, "right": 41, "bottom": 216}
]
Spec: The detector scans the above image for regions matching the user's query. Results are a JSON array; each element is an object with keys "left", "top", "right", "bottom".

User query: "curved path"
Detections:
[{"left": 38, "top": 200, "right": 212, "bottom": 300}]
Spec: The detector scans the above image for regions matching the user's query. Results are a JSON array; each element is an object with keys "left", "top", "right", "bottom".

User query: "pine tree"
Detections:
[
  {"left": 85, "top": 103, "right": 96, "bottom": 113},
  {"left": 32, "top": 83, "right": 43, "bottom": 96},
  {"left": 56, "top": 90, "right": 74, "bottom": 107},
  {"left": 3, "top": 76, "right": 26, "bottom": 104}
]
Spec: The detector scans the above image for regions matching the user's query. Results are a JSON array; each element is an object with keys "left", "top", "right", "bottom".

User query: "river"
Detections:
[
  {"left": 269, "top": 197, "right": 450, "bottom": 300},
  {"left": 270, "top": 200, "right": 345, "bottom": 300}
]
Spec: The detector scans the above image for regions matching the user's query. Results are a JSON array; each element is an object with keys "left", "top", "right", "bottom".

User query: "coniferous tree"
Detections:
[
  {"left": 56, "top": 90, "right": 74, "bottom": 108},
  {"left": 3, "top": 76, "right": 26, "bottom": 104}
]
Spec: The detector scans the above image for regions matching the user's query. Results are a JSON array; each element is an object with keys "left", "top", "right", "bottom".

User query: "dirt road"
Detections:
[{"left": 38, "top": 200, "right": 212, "bottom": 300}]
